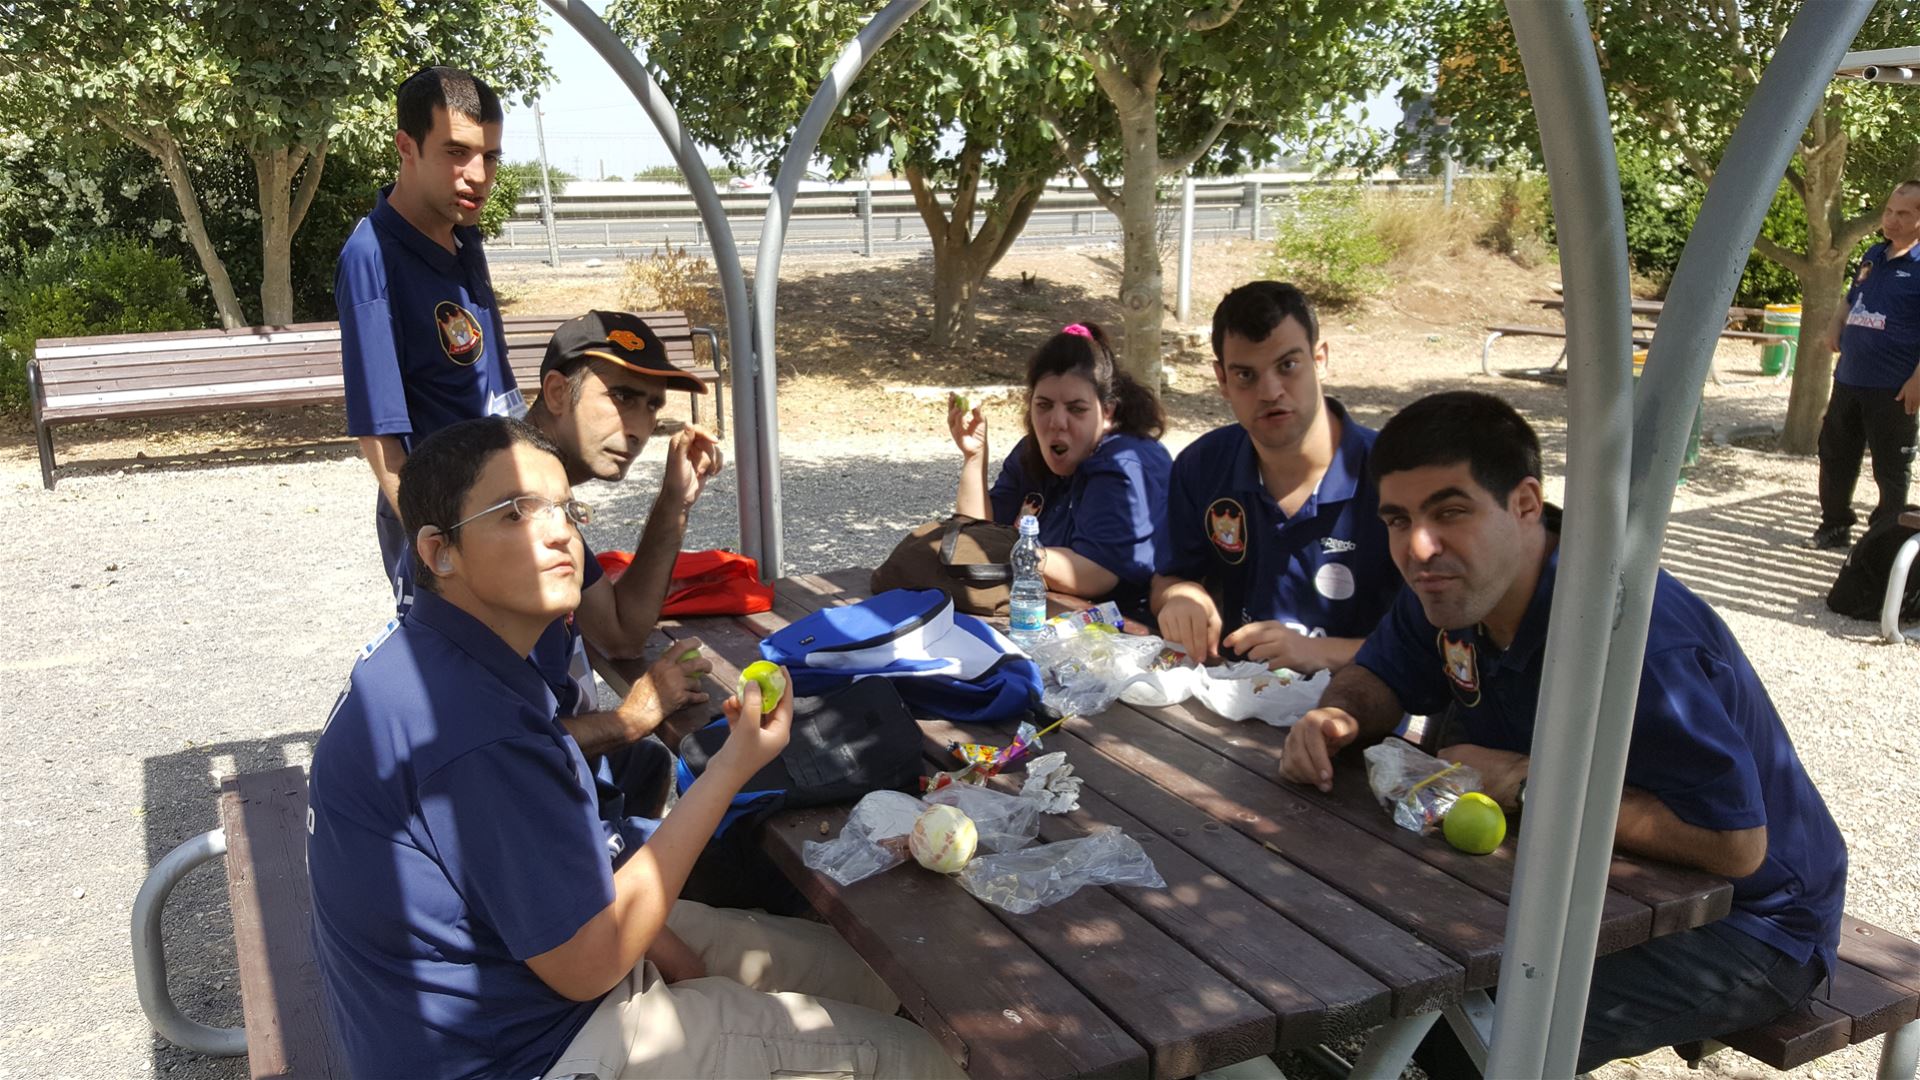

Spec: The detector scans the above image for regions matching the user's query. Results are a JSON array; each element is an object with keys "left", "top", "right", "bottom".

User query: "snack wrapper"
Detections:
[{"left": 1362, "top": 738, "right": 1483, "bottom": 834}]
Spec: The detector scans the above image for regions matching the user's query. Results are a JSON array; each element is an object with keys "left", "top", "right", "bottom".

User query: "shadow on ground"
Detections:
[{"left": 142, "top": 731, "right": 323, "bottom": 1080}]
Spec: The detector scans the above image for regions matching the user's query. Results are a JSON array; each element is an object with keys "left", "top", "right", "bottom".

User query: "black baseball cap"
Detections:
[{"left": 538, "top": 311, "right": 708, "bottom": 394}]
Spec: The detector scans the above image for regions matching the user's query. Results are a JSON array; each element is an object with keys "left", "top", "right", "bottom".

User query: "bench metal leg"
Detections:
[
  {"left": 1350, "top": 1009, "right": 1440, "bottom": 1078},
  {"left": 1884, "top": 1015, "right": 1920, "bottom": 1080},
  {"left": 132, "top": 828, "right": 246, "bottom": 1057},
  {"left": 1482, "top": 332, "right": 1506, "bottom": 376},
  {"left": 1883, "top": 534, "right": 1920, "bottom": 644},
  {"left": 29, "top": 362, "right": 56, "bottom": 490}
]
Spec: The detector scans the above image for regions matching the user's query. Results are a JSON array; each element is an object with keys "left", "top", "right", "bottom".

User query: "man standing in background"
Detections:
[
  {"left": 337, "top": 66, "right": 519, "bottom": 599},
  {"left": 1808, "top": 180, "right": 1920, "bottom": 550}
]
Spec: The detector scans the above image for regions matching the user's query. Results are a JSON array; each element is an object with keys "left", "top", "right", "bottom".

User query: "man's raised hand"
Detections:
[{"left": 664, "top": 424, "right": 723, "bottom": 511}]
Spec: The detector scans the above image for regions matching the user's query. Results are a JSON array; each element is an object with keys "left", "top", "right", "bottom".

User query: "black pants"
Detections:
[
  {"left": 1416, "top": 922, "right": 1824, "bottom": 1076},
  {"left": 1818, "top": 381, "right": 1919, "bottom": 531}
]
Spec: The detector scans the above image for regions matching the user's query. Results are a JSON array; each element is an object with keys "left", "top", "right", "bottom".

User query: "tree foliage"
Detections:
[
  {"left": 1397, "top": 0, "right": 1920, "bottom": 452},
  {"left": 0, "top": 1, "right": 549, "bottom": 327},
  {"left": 606, "top": 0, "right": 1079, "bottom": 346}
]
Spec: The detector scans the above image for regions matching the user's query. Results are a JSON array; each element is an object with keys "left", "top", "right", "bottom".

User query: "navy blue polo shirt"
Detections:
[
  {"left": 1353, "top": 534, "right": 1846, "bottom": 977},
  {"left": 988, "top": 432, "right": 1172, "bottom": 606},
  {"left": 338, "top": 186, "right": 521, "bottom": 450},
  {"left": 1837, "top": 240, "right": 1920, "bottom": 390},
  {"left": 308, "top": 589, "right": 615, "bottom": 1079},
  {"left": 1154, "top": 399, "right": 1401, "bottom": 646}
]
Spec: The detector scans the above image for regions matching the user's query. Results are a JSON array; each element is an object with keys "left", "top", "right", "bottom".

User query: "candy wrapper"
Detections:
[
  {"left": 1018, "top": 751, "right": 1082, "bottom": 814},
  {"left": 925, "top": 717, "right": 1064, "bottom": 793},
  {"left": 956, "top": 826, "right": 1165, "bottom": 914},
  {"left": 1363, "top": 738, "right": 1482, "bottom": 834}
]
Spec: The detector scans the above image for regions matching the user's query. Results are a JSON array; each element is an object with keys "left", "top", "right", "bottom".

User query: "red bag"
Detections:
[{"left": 595, "top": 549, "right": 773, "bottom": 616}]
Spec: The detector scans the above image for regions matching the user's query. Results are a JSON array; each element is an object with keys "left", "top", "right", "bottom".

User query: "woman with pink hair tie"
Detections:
[{"left": 948, "top": 322, "right": 1172, "bottom": 616}]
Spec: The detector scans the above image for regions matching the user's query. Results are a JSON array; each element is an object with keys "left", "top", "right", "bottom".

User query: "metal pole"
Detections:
[
  {"left": 1250, "top": 181, "right": 1264, "bottom": 241},
  {"left": 752, "top": 0, "right": 930, "bottom": 580},
  {"left": 1176, "top": 173, "right": 1196, "bottom": 321},
  {"left": 533, "top": 97, "right": 561, "bottom": 267},
  {"left": 1484, "top": 4, "right": 1636, "bottom": 1075},
  {"left": 132, "top": 829, "right": 245, "bottom": 1056},
  {"left": 1442, "top": 153, "right": 1456, "bottom": 207},
  {"left": 1539, "top": 4, "right": 1874, "bottom": 1072},
  {"left": 541, "top": 0, "right": 765, "bottom": 566},
  {"left": 859, "top": 179, "right": 874, "bottom": 256}
]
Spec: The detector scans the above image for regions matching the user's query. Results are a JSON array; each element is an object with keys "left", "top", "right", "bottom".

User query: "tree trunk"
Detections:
[
  {"left": 1112, "top": 87, "right": 1165, "bottom": 392},
  {"left": 253, "top": 142, "right": 327, "bottom": 327},
  {"left": 145, "top": 131, "right": 248, "bottom": 328},
  {"left": 1781, "top": 259, "right": 1848, "bottom": 454},
  {"left": 907, "top": 158, "right": 1048, "bottom": 349},
  {"left": 930, "top": 257, "right": 984, "bottom": 347}
]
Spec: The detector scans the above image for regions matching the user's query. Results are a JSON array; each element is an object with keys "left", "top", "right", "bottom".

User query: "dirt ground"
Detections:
[{"left": 6, "top": 238, "right": 1914, "bottom": 1080}]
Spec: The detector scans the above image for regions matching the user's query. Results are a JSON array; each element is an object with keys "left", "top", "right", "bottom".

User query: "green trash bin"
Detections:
[{"left": 1761, "top": 303, "right": 1801, "bottom": 376}]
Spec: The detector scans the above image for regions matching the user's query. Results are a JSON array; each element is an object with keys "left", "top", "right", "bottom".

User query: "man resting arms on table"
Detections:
[
  {"left": 1278, "top": 391, "right": 1846, "bottom": 1073},
  {"left": 307, "top": 416, "right": 962, "bottom": 1079}
]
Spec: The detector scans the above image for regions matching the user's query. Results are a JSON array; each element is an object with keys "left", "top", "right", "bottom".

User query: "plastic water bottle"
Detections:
[{"left": 1008, "top": 515, "right": 1048, "bottom": 651}]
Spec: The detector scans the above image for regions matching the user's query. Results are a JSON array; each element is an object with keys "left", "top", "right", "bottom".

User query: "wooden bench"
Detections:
[
  {"left": 28, "top": 310, "right": 722, "bottom": 489},
  {"left": 1480, "top": 324, "right": 1658, "bottom": 381}
]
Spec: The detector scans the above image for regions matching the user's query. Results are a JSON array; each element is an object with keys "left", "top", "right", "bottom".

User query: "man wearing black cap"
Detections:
[{"left": 522, "top": 311, "right": 726, "bottom": 826}]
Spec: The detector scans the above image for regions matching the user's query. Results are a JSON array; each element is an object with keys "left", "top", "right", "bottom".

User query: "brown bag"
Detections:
[{"left": 870, "top": 514, "right": 1018, "bottom": 616}]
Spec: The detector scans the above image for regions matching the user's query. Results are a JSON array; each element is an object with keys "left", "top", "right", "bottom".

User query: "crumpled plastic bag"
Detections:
[
  {"left": 955, "top": 826, "right": 1165, "bottom": 914},
  {"left": 802, "top": 790, "right": 926, "bottom": 885},
  {"left": 1019, "top": 751, "right": 1082, "bottom": 814},
  {"left": 1363, "top": 737, "right": 1482, "bottom": 834},
  {"left": 1119, "top": 659, "right": 1330, "bottom": 727},
  {"left": 1029, "top": 620, "right": 1168, "bottom": 717},
  {"left": 924, "top": 782, "right": 1039, "bottom": 852}
]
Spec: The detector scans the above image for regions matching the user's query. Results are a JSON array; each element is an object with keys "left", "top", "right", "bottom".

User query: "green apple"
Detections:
[
  {"left": 952, "top": 391, "right": 972, "bottom": 415},
  {"left": 1443, "top": 791, "right": 1508, "bottom": 855},
  {"left": 736, "top": 660, "right": 786, "bottom": 715},
  {"left": 678, "top": 646, "right": 702, "bottom": 664}
]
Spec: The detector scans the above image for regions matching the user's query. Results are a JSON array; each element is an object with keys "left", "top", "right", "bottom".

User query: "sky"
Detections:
[{"left": 501, "top": 7, "right": 1405, "bottom": 182}]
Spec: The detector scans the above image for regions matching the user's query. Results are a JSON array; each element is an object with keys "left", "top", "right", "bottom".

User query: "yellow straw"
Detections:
[{"left": 1408, "top": 760, "right": 1466, "bottom": 796}]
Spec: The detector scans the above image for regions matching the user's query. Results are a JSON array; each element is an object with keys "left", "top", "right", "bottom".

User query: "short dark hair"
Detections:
[
  {"left": 1897, "top": 179, "right": 1920, "bottom": 195},
  {"left": 396, "top": 66, "right": 503, "bottom": 148},
  {"left": 398, "top": 417, "right": 562, "bottom": 592},
  {"left": 1371, "top": 391, "right": 1542, "bottom": 507},
  {"left": 1210, "top": 280, "right": 1319, "bottom": 362}
]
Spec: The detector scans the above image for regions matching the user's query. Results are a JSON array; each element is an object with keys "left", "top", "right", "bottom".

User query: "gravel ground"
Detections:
[{"left": 1, "top": 291, "right": 1915, "bottom": 1080}]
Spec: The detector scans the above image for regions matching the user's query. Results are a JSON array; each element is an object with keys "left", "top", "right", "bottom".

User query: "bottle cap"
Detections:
[{"left": 1018, "top": 514, "right": 1039, "bottom": 535}]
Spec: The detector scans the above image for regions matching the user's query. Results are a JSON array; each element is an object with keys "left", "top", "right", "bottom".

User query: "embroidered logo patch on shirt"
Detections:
[
  {"left": 435, "top": 300, "right": 486, "bottom": 365},
  {"left": 1206, "top": 497, "right": 1247, "bottom": 564},
  {"left": 1439, "top": 630, "right": 1482, "bottom": 706}
]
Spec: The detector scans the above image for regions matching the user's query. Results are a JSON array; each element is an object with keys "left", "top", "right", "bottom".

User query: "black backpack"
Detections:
[{"left": 1826, "top": 508, "right": 1920, "bottom": 622}]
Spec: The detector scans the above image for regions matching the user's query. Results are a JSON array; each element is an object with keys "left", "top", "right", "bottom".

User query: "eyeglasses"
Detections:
[{"left": 446, "top": 494, "right": 593, "bottom": 534}]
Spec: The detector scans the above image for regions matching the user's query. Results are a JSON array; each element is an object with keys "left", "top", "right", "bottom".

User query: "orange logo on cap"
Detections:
[{"left": 608, "top": 329, "right": 647, "bottom": 351}]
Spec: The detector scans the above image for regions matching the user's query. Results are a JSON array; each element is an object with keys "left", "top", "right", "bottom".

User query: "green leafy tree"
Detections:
[
  {"left": 1401, "top": 0, "right": 1920, "bottom": 453},
  {"left": 1043, "top": 0, "right": 1410, "bottom": 388},
  {"left": 607, "top": 0, "right": 1075, "bottom": 347},
  {"left": 0, "top": 2, "right": 548, "bottom": 328}
]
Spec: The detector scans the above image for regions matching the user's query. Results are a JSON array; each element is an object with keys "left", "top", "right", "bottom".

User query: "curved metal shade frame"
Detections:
[
  {"left": 542, "top": 0, "right": 927, "bottom": 580},
  {"left": 1489, "top": 2, "right": 1874, "bottom": 1075}
]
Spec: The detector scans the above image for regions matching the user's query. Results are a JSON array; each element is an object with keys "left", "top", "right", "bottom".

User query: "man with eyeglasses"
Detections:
[
  {"left": 308, "top": 416, "right": 962, "bottom": 1080},
  {"left": 1150, "top": 281, "right": 1401, "bottom": 674}
]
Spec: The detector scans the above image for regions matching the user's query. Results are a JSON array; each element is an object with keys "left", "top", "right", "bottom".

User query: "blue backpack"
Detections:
[{"left": 758, "top": 589, "right": 1043, "bottom": 725}]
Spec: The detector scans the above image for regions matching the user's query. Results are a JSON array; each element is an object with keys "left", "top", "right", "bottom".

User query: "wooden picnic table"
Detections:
[
  {"left": 605, "top": 569, "right": 1734, "bottom": 1079},
  {"left": 1528, "top": 296, "right": 1770, "bottom": 323}
]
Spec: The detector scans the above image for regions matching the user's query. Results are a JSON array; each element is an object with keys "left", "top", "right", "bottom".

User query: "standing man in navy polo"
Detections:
[
  {"left": 1809, "top": 179, "right": 1920, "bottom": 550},
  {"left": 1280, "top": 392, "right": 1846, "bottom": 1071},
  {"left": 338, "top": 66, "right": 518, "bottom": 599},
  {"left": 1151, "top": 280, "right": 1401, "bottom": 672}
]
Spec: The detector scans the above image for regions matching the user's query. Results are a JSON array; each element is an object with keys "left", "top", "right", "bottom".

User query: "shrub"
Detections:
[
  {"left": 1456, "top": 171, "right": 1554, "bottom": 262},
  {"left": 1267, "top": 186, "right": 1392, "bottom": 308},
  {"left": 478, "top": 165, "right": 523, "bottom": 239},
  {"left": 620, "top": 245, "right": 724, "bottom": 358},
  {"left": 0, "top": 239, "right": 202, "bottom": 411}
]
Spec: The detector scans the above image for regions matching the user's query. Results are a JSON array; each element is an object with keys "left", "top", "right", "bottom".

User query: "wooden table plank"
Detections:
[
  {"left": 1062, "top": 705, "right": 1511, "bottom": 987},
  {"left": 218, "top": 767, "right": 347, "bottom": 1080},
  {"left": 920, "top": 719, "right": 1397, "bottom": 1045},
  {"left": 1130, "top": 699, "right": 1660, "bottom": 952},
  {"left": 762, "top": 806, "right": 1148, "bottom": 1080}
]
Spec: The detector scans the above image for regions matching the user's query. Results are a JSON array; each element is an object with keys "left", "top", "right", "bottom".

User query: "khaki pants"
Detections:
[{"left": 545, "top": 900, "right": 965, "bottom": 1080}]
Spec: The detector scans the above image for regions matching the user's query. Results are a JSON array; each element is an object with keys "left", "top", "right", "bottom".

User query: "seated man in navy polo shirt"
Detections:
[
  {"left": 309, "top": 416, "right": 962, "bottom": 1080},
  {"left": 1151, "top": 281, "right": 1401, "bottom": 672},
  {"left": 338, "top": 66, "right": 520, "bottom": 602},
  {"left": 1279, "top": 391, "right": 1847, "bottom": 1071}
]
